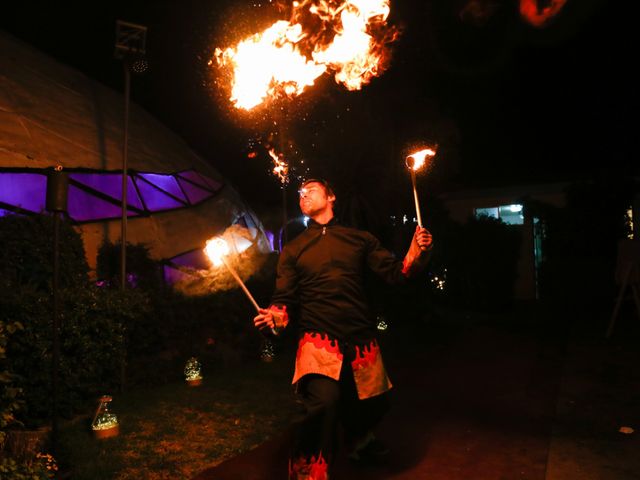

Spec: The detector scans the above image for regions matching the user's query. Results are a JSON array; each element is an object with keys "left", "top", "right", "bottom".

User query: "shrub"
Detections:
[
  {"left": 3, "top": 286, "right": 140, "bottom": 425},
  {"left": 1, "top": 320, "right": 24, "bottom": 448},
  {"left": 0, "top": 214, "right": 88, "bottom": 291},
  {"left": 0, "top": 456, "right": 55, "bottom": 480},
  {"left": 97, "top": 241, "right": 163, "bottom": 290},
  {"left": 0, "top": 215, "right": 156, "bottom": 425}
]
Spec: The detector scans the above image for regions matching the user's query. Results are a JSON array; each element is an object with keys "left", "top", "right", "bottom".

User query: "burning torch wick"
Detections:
[{"left": 405, "top": 148, "right": 436, "bottom": 227}]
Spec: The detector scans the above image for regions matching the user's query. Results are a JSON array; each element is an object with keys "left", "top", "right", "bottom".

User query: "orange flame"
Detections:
[
  {"left": 406, "top": 147, "right": 437, "bottom": 172},
  {"left": 204, "top": 238, "right": 229, "bottom": 267},
  {"left": 268, "top": 148, "right": 289, "bottom": 184},
  {"left": 519, "top": 0, "right": 568, "bottom": 27},
  {"left": 214, "top": 0, "right": 398, "bottom": 110}
]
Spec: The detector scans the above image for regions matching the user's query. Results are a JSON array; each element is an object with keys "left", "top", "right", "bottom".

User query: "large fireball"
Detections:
[{"left": 214, "top": 0, "right": 399, "bottom": 110}]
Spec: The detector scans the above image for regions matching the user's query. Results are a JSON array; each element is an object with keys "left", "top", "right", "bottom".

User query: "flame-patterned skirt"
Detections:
[{"left": 292, "top": 332, "right": 392, "bottom": 399}]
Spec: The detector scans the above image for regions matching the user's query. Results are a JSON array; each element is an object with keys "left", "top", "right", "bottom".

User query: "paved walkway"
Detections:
[{"left": 193, "top": 307, "right": 638, "bottom": 480}]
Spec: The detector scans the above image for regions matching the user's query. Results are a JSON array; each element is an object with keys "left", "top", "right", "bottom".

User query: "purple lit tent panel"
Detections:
[
  {"left": 163, "top": 265, "right": 194, "bottom": 284},
  {"left": 199, "top": 174, "right": 223, "bottom": 192},
  {"left": 1, "top": 208, "right": 16, "bottom": 217},
  {"left": 264, "top": 230, "right": 276, "bottom": 250},
  {"left": 176, "top": 178, "right": 213, "bottom": 204},
  {"left": 170, "top": 249, "right": 210, "bottom": 270},
  {"left": 177, "top": 170, "right": 213, "bottom": 190},
  {"left": 134, "top": 178, "right": 185, "bottom": 211},
  {"left": 163, "top": 249, "right": 211, "bottom": 284},
  {"left": 0, "top": 168, "right": 222, "bottom": 221},
  {"left": 0, "top": 173, "right": 46, "bottom": 212},
  {"left": 70, "top": 173, "right": 144, "bottom": 210},
  {"left": 67, "top": 185, "right": 140, "bottom": 222},
  {"left": 138, "top": 173, "right": 187, "bottom": 203}
]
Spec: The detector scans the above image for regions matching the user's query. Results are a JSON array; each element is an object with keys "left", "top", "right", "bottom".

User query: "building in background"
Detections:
[
  {"left": 439, "top": 182, "right": 568, "bottom": 300},
  {"left": 0, "top": 31, "right": 270, "bottom": 283}
]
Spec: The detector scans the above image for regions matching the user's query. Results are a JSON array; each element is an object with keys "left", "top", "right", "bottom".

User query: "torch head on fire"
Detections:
[
  {"left": 405, "top": 147, "right": 437, "bottom": 172},
  {"left": 204, "top": 238, "right": 230, "bottom": 267}
]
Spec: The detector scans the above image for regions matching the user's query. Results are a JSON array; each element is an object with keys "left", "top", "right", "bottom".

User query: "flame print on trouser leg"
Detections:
[
  {"left": 351, "top": 340, "right": 392, "bottom": 399},
  {"left": 289, "top": 452, "right": 329, "bottom": 480}
]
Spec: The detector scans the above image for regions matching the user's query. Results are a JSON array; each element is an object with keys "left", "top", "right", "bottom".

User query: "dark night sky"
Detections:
[{"left": 2, "top": 0, "right": 637, "bottom": 219}]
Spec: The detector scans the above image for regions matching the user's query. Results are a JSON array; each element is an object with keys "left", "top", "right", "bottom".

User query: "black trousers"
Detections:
[{"left": 290, "top": 353, "right": 390, "bottom": 476}]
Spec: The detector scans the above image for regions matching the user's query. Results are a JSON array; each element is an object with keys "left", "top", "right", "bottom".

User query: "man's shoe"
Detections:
[{"left": 348, "top": 436, "right": 390, "bottom": 464}]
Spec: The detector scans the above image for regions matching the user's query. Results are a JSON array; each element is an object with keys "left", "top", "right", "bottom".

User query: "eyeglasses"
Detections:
[
  {"left": 299, "top": 179, "right": 332, "bottom": 198},
  {"left": 298, "top": 186, "right": 322, "bottom": 197}
]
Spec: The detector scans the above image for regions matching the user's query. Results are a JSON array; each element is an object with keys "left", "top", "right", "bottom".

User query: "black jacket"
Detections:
[{"left": 271, "top": 218, "right": 406, "bottom": 342}]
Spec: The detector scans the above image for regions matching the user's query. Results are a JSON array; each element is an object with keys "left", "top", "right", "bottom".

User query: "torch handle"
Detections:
[
  {"left": 411, "top": 170, "right": 423, "bottom": 227},
  {"left": 221, "top": 257, "right": 261, "bottom": 313},
  {"left": 220, "top": 256, "right": 278, "bottom": 335}
]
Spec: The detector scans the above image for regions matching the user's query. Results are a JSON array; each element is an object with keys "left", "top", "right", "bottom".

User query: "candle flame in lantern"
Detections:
[
  {"left": 406, "top": 148, "right": 437, "bottom": 172},
  {"left": 214, "top": 0, "right": 398, "bottom": 110},
  {"left": 204, "top": 238, "right": 230, "bottom": 267},
  {"left": 268, "top": 148, "right": 289, "bottom": 184}
]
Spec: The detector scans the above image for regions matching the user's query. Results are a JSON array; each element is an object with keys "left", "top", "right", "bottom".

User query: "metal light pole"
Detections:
[
  {"left": 114, "top": 20, "right": 147, "bottom": 290},
  {"left": 45, "top": 166, "right": 68, "bottom": 452},
  {"left": 278, "top": 107, "right": 289, "bottom": 247}
]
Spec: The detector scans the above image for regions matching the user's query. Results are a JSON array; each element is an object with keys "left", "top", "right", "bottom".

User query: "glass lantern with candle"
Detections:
[
  {"left": 92, "top": 395, "right": 119, "bottom": 439},
  {"left": 184, "top": 357, "right": 202, "bottom": 386}
]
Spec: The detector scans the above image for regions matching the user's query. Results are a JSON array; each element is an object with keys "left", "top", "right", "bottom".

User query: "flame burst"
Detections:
[
  {"left": 268, "top": 148, "right": 290, "bottom": 184},
  {"left": 204, "top": 238, "right": 230, "bottom": 267},
  {"left": 406, "top": 147, "right": 437, "bottom": 172},
  {"left": 215, "top": 0, "right": 398, "bottom": 110}
]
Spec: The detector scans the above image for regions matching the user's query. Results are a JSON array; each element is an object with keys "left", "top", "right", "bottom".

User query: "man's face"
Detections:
[{"left": 298, "top": 182, "right": 334, "bottom": 218}]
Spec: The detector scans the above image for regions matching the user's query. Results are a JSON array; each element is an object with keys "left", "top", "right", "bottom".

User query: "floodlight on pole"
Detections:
[{"left": 114, "top": 20, "right": 148, "bottom": 290}]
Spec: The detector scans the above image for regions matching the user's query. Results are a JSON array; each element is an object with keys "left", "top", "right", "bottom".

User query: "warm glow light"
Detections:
[
  {"left": 204, "top": 238, "right": 230, "bottom": 267},
  {"left": 214, "top": 0, "right": 398, "bottom": 110},
  {"left": 406, "top": 148, "right": 436, "bottom": 172}
]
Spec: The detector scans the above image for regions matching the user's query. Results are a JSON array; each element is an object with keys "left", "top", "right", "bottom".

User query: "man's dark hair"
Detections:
[{"left": 300, "top": 178, "right": 335, "bottom": 198}]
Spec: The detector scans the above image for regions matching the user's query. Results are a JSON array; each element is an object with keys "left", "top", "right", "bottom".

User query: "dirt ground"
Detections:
[
  {"left": 545, "top": 310, "right": 640, "bottom": 480},
  {"left": 193, "top": 303, "right": 640, "bottom": 480}
]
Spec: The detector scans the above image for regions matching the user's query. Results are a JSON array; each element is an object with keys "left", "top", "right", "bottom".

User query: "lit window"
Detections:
[
  {"left": 475, "top": 204, "right": 524, "bottom": 225},
  {"left": 475, "top": 207, "right": 499, "bottom": 219}
]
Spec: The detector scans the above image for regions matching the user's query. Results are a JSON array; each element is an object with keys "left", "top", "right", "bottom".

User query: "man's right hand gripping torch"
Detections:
[{"left": 254, "top": 305, "right": 289, "bottom": 336}]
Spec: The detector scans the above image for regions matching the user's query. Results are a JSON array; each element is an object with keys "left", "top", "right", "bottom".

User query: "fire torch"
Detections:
[
  {"left": 204, "top": 238, "right": 285, "bottom": 334},
  {"left": 405, "top": 147, "right": 436, "bottom": 227}
]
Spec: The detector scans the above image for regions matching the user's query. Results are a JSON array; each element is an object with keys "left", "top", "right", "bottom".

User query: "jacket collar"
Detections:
[{"left": 307, "top": 217, "right": 339, "bottom": 229}]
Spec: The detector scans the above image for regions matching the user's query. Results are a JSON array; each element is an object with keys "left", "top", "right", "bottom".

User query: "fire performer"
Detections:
[{"left": 253, "top": 178, "right": 433, "bottom": 479}]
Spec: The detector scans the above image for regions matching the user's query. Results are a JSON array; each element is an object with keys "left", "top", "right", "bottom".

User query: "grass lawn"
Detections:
[{"left": 57, "top": 350, "right": 296, "bottom": 480}]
